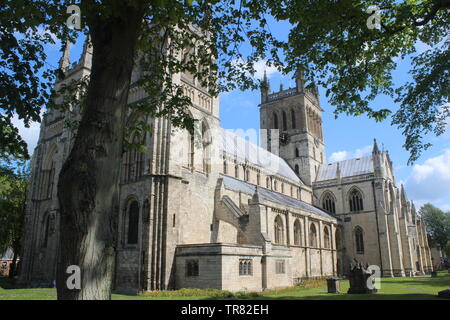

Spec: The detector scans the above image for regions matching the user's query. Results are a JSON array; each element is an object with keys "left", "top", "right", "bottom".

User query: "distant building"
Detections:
[{"left": 0, "top": 248, "right": 19, "bottom": 277}]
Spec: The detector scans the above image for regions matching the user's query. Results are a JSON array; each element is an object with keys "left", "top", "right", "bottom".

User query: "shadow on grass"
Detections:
[{"left": 0, "top": 276, "right": 17, "bottom": 289}]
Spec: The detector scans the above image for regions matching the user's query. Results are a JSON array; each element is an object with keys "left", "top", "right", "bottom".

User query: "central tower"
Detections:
[{"left": 259, "top": 71, "right": 325, "bottom": 186}]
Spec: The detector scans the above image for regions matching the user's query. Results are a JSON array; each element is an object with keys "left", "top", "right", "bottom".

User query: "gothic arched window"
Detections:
[
  {"left": 322, "top": 192, "right": 336, "bottom": 214},
  {"left": 187, "top": 130, "right": 194, "bottom": 169},
  {"left": 295, "top": 147, "right": 300, "bottom": 158},
  {"left": 282, "top": 111, "right": 287, "bottom": 131},
  {"left": 266, "top": 177, "right": 270, "bottom": 188},
  {"left": 291, "top": 109, "right": 296, "bottom": 129},
  {"left": 42, "top": 214, "right": 51, "bottom": 248},
  {"left": 235, "top": 165, "right": 239, "bottom": 178},
  {"left": 294, "top": 164, "right": 299, "bottom": 175},
  {"left": 309, "top": 223, "right": 317, "bottom": 247},
  {"left": 294, "top": 219, "right": 302, "bottom": 246},
  {"left": 123, "top": 133, "right": 145, "bottom": 182},
  {"left": 349, "top": 189, "right": 364, "bottom": 212},
  {"left": 273, "top": 113, "right": 279, "bottom": 129},
  {"left": 223, "top": 160, "right": 227, "bottom": 174},
  {"left": 202, "top": 122, "right": 211, "bottom": 174},
  {"left": 323, "top": 226, "right": 330, "bottom": 249},
  {"left": 274, "top": 215, "right": 284, "bottom": 245},
  {"left": 46, "top": 161, "right": 56, "bottom": 199},
  {"left": 355, "top": 226, "right": 364, "bottom": 254},
  {"left": 127, "top": 201, "right": 139, "bottom": 245}
]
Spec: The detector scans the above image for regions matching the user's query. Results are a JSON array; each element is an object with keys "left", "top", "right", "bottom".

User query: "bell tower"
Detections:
[{"left": 259, "top": 71, "right": 325, "bottom": 186}]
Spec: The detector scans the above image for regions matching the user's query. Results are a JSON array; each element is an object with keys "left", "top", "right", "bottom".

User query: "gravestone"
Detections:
[
  {"left": 327, "top": 278, "right": 340, "bottom": 293},
  {"left": 347, "top": 260, "right": 377, "bottom": 294}
]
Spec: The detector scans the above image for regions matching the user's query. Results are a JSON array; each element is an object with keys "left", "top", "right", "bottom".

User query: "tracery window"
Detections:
[
  {"left": 322, "top": 192, "right": 336, "bottom": 214},
  {"left": 349, "top": 189, "right": 364, "bottom": 212}
]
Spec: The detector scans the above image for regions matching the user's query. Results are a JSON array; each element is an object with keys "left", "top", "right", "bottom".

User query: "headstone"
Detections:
[
  {"left": 347, "top": 260, "right": 377, "bottom": 294},
  {"left": 327, "top": 278, "right": 340, "bottom": 293},
  {"left": 438, "top": 289, "right": 450, "bottom": 299}
]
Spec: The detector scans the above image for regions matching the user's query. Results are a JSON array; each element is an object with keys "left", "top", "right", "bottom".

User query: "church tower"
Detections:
[{"left": 259, "top": 71, "right": 325, "bottom": 186}]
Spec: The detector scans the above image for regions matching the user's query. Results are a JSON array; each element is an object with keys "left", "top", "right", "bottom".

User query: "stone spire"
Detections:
[
  {"left": 400, "top": 184, "right": 408, "bottom": 204},
  {"left": 79, "top": 35, "right": 93, "bottom": 69},
  {"left": 372, "top": 138, "right": 380, "bottom": 155},
  {"left": 58, "top": 40, "right": 71, "bottom": 72},
  {"left": 260, "top": 70, "right": 270, "bottom": 103}
]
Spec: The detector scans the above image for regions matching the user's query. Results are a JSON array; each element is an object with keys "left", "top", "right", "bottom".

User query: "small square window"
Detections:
[
  {"left": 239, "top": 259, "right": 253, "bottom": 276},
  {"left": 186, "top": 259, "right": 199, "bottom": 277},
  {"left": 276, "top": 260, "right": 286, "bottom": 274}
]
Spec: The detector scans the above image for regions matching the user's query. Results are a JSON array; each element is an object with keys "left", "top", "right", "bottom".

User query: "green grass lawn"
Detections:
[{"left": 1, "top": 271, "right": 449, "bottom": 300}]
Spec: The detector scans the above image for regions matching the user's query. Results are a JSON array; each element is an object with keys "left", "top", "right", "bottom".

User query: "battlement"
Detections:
[{"left": 260, "top": 70, "right": 320, "bottom": 106}]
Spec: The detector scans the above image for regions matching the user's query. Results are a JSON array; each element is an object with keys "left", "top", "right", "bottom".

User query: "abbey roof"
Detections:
[
  {"left": 221, "top": 174, "right": 335, "bottom": 220},
  {"left": 316, "top": 155, "right": 374, "bottom": 182},
  {"left": 220, "top": 128, "right": 302, "bottom": 184}
]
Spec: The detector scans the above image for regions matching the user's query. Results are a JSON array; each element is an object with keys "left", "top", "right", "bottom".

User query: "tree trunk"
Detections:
[{"left": 56, "top": 5, "right": 144, "bottom": 300}]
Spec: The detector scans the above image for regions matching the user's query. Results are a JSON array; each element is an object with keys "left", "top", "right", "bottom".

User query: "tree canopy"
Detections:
[
  {"left": 0, "top": 158, "right": 30, "bottom": 277},
  {"left": 2, "top": 0, "right": 449, "bottom": 162},
  {"left": 419, "top": 203, "right": 450, "bottom": 249}
]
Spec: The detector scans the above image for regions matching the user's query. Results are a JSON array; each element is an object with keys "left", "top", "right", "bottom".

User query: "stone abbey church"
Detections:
[{"left": 19, "top": 40, "right": 433, "bottom": 293}]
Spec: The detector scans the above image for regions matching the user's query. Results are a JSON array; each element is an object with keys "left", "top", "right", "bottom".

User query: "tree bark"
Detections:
[
  {"left": 56, "top": 5, "right": 144, "bottom": 300},
  {"left": 9, "top": 248, "right": 17, "bottom": 278}
]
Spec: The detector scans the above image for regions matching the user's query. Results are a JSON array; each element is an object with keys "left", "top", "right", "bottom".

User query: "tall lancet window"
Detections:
[
  {"left": 349, "top": 189, "right": 364, "bottom": 212},
  {"left": 291, "top": 109, "right": 296, "bottom": 129},
  {"left": 187, "top": 131, "right": 194, "bottom": 169},
  {"left": 294, "top": 219, "right": 302, "bottom": 245},
  {"left": 127, "top": 200, "right": 139, "bottom": 245},
  {"left": 274, "top": 215, "right": 284, "bottom": 245},
  {"left": 323, "top": 226, "right": 331, "bottom": 249},
  {"left": 355, "top": 226, "right": 364, "bottom": 254},
  {"left": 202, "top": 122, "right": 211, "bottom": 174},
  {"left": 309, "top": 223, "right": 317, "bottom": 247},
  {"left": 273, "top": 113, "right": 279, "bottom": 129},
  {"left": 282, "top": 111, "right": 287, "bottom": 131}
]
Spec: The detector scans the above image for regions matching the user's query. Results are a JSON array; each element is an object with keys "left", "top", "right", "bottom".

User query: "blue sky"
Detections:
[{"left": 13, "top": 21, "right": 450, "bottom": 212}]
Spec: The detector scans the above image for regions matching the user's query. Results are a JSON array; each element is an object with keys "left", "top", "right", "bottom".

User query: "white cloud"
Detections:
[
  {"left": 405, "top": 149, "right": 450, "bottom": 202},
  {"left": 329, "top": 151, "right": 349, "bottom": 163},
  {"left": 252, "top": 60, "right": 279, "bottom": 80},
  {"left": 231, "top": 58, "right": 280, "bottom": 80},
  {"left": 11, "top": 115, "right": 41, "bottom": 155},
  {"left": 328, "top": 145, "right": 372, "bottom": 163}
]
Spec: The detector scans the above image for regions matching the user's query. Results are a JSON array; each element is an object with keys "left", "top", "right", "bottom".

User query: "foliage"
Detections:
[
  {"left": 268, "top": 0, "right": 450, "bottom": 163},
  {"left": 445, "top": 239, "right": 450, "bottom": 257},
  {"left": 0, "top": 158, "right": 30, "bottom": 261},
  {"left": 419, "top": 203, "right": 450, "bottom": 249}
]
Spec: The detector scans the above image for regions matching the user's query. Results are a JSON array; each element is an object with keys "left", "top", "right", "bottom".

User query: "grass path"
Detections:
[{"left": 1, "top": 271, "right": 449, "bottom": 300}]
